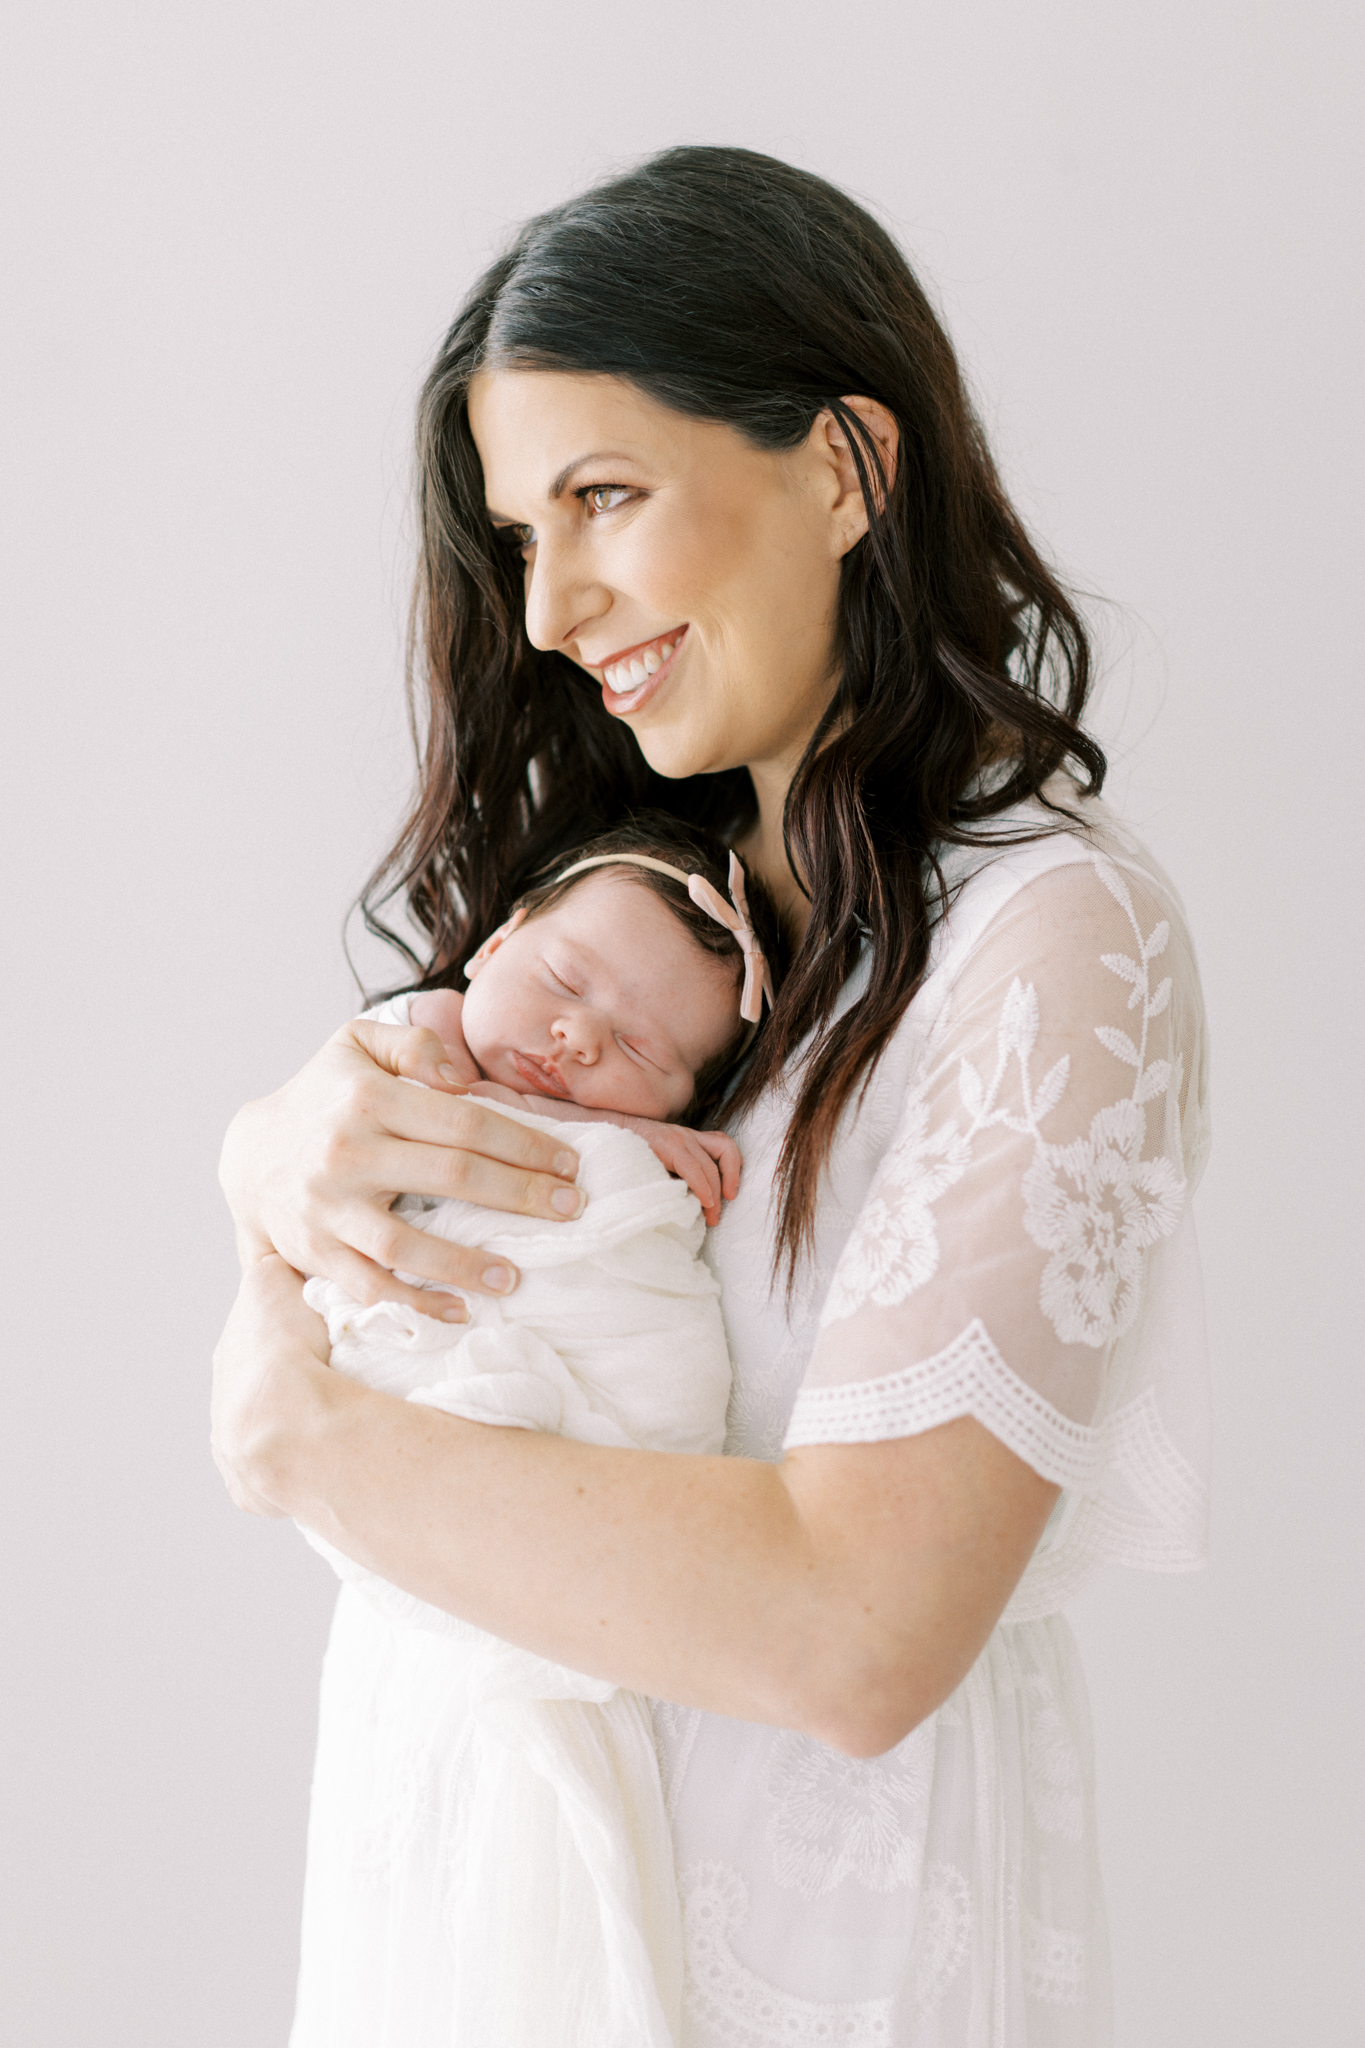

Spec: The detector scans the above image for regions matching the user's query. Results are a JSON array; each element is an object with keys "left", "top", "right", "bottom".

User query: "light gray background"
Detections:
[{"left": 4, "top": 3, "right": 1361, "bottom": 2042}]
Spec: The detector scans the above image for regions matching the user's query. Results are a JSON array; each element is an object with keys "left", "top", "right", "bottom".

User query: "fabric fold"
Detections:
[{"left": 290, "top": 1094, "right": 732, "bottom": 2048}]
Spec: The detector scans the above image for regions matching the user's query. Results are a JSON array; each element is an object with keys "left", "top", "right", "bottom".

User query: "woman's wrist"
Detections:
[
  {"left": 238, "top": 1356, "right": 356, "bottom": 1518},
  {"left": 211, "top": 1258, "right": 357, "bottom": 1519}
]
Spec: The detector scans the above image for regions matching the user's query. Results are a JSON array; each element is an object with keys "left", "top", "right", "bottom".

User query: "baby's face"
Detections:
[{"left": 461, "top": 872, "right": 739, "bottom": 1120}]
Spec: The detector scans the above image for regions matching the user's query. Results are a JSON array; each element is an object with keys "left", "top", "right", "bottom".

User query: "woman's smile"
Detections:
[{"left": 593, "top": 625, "right": 689, "bottom": 717}]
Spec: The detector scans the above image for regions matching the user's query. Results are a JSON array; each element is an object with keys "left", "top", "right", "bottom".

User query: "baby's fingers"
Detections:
[
  {"left": 696, "top": 1131, "right": 743, "bottom": 1202},
  {"left": 673, "top": 1142, "right": 722, "bottom": 1222}
]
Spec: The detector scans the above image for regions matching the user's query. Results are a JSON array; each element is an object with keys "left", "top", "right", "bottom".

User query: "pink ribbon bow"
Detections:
[{"left": 688, "top": 851, "right": 774, "bottom": 1025}]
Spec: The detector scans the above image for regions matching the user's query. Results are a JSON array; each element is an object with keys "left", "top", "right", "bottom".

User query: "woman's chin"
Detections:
[{"left": 627, "top": 717, "right": 736, "bottom": 783}]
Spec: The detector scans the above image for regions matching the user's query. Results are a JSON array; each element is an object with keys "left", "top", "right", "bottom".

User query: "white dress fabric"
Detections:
[
  {"left": 656, "top": 786, "right": 1211, "bottom": 2047},
  {"left": 291, "top": 1087, "right": 732, "bottom": 2048}
]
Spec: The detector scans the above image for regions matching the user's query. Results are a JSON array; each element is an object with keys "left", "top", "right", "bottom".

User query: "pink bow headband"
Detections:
[{"left": 464, "top": 850, "right": 774, "bottom": 1026}]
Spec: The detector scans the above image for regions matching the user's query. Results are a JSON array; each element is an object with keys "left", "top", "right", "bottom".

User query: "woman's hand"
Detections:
[
  {"left": 219, "top": 1019, "right": 586, "bottom": 1319},
  {"left": 211, "top": 1255, "right": 335, "bottom": 1517}
]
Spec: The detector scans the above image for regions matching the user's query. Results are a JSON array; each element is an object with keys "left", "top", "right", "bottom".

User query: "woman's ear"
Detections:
[
  {"left": 463, "top": 905, "right": 527, "bottom": 980},
  {"left": 820, "top": 396, "right": 900, "bottom": 556}
]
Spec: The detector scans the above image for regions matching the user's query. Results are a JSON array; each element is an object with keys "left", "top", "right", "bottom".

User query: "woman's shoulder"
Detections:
[{"left": 929, "top": 779, "right": 1200, "bottom": 987}]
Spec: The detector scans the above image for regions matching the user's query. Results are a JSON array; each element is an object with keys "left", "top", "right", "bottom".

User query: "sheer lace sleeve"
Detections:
[{"left": 785, "top": 843, "right": 1211, "bottom": 1614}]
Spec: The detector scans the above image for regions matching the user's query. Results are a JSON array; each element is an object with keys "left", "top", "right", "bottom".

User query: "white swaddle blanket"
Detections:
[{"left": 293, "top": 1086, "right": 732, "bottom": 2048}]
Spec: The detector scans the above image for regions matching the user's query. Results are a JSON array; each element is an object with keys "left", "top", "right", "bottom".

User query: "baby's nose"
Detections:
[{"left": 551, "top": 1010, "right": 603, "bottom": 1063}]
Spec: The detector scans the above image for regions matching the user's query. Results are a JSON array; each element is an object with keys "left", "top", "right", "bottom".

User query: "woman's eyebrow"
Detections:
[{"left": 486, "top": 451, "right": 643, "bottom": 522}]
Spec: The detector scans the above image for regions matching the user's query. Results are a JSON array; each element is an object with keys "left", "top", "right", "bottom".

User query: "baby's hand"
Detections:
[{"left": 625, "top": 1119, "right": 742, "bottom": 1228}]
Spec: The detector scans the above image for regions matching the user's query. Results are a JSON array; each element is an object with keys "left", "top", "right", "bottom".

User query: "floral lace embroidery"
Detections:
[
  {"left": 1021, "top": 1910, "right": 1087, "bottom": 2005},
  {"left": 680, "top": 1862, "right": 895, "bottom": 2045},
  {"left": 907, "top": 1862, "right": 973, "bottom": 2014},
  {"left": 763, "top": 1726, "right": 935, "bottom": 1899},
  {"left": 1023, "top": 1671, "right": 1085, "bottom": 1842},
  {"left": 815, "top": 1088, "right": 974, "bottom": 1322},
  {"left": 819, "top": 854, "right": 1185, "bottom": 1349}
]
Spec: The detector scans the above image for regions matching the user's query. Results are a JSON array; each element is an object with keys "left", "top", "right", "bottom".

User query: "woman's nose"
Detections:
[{"left": 522, "top": 535, "right": 609, "bottom": 655}]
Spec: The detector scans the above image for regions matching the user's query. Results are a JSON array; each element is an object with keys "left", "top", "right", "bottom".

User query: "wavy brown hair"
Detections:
[{"left": 363, "top": 145, "right": 1105, "bottom": 1283}]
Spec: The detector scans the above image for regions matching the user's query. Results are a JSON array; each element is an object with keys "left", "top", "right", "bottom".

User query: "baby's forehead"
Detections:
[
  {"left": 532, "top": 872, "right": 738, "bottom": 1053},
  {"left": 540, "top": 869, "right": 707, "bottom": 956}
]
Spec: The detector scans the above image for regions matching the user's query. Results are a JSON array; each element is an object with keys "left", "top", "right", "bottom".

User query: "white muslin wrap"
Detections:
[{"left": 291, "top": 1097, "right": 732, "bottom": 2048}]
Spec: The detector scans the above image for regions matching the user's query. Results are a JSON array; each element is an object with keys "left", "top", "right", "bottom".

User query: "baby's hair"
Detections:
[{"left": 509, "top": 811, "right": 790, "bottom": 1126}]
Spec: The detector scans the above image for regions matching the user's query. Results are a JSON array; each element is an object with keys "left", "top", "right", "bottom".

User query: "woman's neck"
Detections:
[{"left": 735, "top": 757, "right": 812, "bottom": 944}]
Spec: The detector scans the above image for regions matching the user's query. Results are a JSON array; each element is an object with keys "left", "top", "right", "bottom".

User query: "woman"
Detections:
[{"left": 213, "top": 147, "right": 1210, "bottom": 2045}]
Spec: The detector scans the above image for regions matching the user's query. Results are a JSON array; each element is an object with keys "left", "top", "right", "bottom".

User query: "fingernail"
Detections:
[
  {"left": 439, "top": 1303, "right": 467, "bottom": 1323},
  {"left": 551, "top": 1185, "right": 586, "bottom": 1218},
  {"left": 481, "top": 1263, "right": 514, "bottom": 1294},
  {"left": 553, "top": 1150, "right": 578, "bottom": 1178},
  {"left": 438, "top": 1064, "right": 462, "bottom": 1086}
]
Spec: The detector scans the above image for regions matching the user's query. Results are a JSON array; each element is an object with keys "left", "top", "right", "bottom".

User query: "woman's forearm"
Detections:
[
  {"left": 218, "top": 1272, "right": 1056, "bottom": 1758},
  {"left": 270, "top": 1364, "right": 830, "bottom": 1730}
]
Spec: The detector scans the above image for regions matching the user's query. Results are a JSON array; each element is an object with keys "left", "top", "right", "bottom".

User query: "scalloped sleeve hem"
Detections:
[{"left": 782, "top": 1316, "right": 1099, "bottom": 1488}]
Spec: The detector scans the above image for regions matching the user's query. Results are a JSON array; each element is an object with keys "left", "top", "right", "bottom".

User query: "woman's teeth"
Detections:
[{"left": 604, "top": 638, "right": 676, "bottom": 691}]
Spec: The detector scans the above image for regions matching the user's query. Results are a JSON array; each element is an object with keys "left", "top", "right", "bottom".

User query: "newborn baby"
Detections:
[
  {"left": 291, "top": 822, "right": 781, "bottom": 2048},
  {"left": 403, "top": 831, "right": 761, "bottom": 1228}
]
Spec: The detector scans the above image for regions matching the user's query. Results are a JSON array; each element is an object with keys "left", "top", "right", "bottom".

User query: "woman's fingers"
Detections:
[
  {"left": 340, "top": 1202, "right": 531, "bottom": 1312},
  {"left": 219, "top": 1020, "right": 590, "bottom": 1310},
  {"left": 312, "top": 1236, "right": 473, "bottom": 1322},
  {"left": 340, "top": 1030, "right": 583, "bottom": 1185},
  {"left": 360, "top": 1131, "right": 587, "bottom": 1220}
]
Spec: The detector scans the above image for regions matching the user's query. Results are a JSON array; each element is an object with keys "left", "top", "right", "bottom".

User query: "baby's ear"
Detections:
[{"left": 463, "top": 905, "right": 528, "bottom": 978}]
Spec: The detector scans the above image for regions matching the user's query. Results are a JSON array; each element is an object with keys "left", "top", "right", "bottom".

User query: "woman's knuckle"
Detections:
[
  {"left": 316, "top": 1125, "right": 358, "bottom": 1180},
  {"left": 370, "top": 1220, "right": 407, "bottom": 1268},
  {"left": 396, "top": 1026, "right": 440, "bottom": 1074},
  {"left": 348, "top": 1074, "right": 384, "bottom": 1122}
]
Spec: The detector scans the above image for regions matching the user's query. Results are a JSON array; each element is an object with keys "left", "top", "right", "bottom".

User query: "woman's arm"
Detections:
[
  {"left": 212, "top": 1259, "right": 1057, "bottom": 1758},
  {"left": 219, "top": 1019, "right": 587, "bottom": 1317}
]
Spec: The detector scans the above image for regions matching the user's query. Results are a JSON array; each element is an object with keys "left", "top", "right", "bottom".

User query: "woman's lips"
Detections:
[
  {"left": 597, "top": 626, "right": 688, "bottom": 718},
  {"left": 508, "top": 1049, "right": 573, "bottom": 1098}
]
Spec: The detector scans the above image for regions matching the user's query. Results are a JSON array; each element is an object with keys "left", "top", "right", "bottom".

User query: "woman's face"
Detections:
[{"left": 467, "top": 369, "right": 866, "bottom": 783}]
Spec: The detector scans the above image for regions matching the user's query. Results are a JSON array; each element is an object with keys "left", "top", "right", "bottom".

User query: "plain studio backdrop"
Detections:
[{"left": 3, "top": 3, "right": 1361, "bottom": 2042}]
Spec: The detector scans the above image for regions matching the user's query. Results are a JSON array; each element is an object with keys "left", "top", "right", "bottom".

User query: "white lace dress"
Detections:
[{"left": 656, "top": 788, "right": 1211, "bottom": 2047}]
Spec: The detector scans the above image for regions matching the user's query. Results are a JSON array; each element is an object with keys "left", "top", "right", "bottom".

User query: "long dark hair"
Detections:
[{"left": 363, "top": 145, "right": 1105, "bottom": 1282}]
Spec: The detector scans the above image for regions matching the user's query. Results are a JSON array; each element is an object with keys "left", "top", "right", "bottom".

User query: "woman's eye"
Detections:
[
  {"left": 583, "top": 485, "right": 632, "bottom": 516},
  {"left": 496, "top": 524, "right": 534, "bottom": 552}
]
